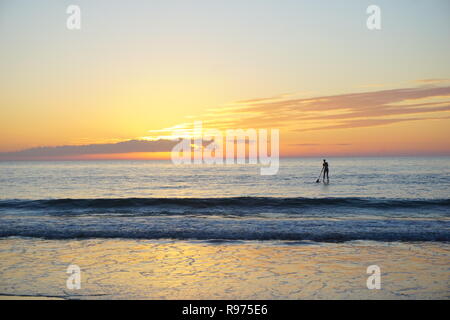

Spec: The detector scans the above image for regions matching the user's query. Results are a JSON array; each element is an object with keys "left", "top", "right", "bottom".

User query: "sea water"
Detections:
[{"left": 0, "top": 157, "right": 449, "bottom": 299}]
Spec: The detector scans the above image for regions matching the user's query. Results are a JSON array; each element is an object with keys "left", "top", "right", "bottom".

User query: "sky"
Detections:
[{"left": 1, "top": 0, "right": 450, "bottom": 159}]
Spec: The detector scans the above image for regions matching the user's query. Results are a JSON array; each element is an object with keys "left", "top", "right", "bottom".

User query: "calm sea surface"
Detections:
[{"left": 1, "top": 157, "right": 449, "bottom": 199}]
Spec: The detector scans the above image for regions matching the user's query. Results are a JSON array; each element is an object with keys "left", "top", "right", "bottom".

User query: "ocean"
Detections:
[{"left": 0, "top": 157, "right": 449, "bottom": 299}]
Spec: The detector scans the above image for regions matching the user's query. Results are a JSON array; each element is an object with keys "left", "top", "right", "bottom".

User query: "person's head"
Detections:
[{"left": 323, "top": 159, "right": 326, "bottom": 162}]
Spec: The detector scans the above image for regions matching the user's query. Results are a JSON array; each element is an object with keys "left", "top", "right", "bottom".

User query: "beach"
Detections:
[
  {"left": 0, "top": 238, "right": 448, "bottom": 299},
  {"left": 0, "top": 158, "right": 449, "bottom": 299}
]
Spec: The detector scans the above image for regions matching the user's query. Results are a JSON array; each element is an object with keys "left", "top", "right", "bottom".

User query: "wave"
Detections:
[
  {"left": 1, "top": 226, "right": 449, "bottom": 242},
  {"left": 0, "top": 197, "right": 449, "bottom": 212},
  {"left": 0, "top": 197, "right": 448, "bottom": 242}
]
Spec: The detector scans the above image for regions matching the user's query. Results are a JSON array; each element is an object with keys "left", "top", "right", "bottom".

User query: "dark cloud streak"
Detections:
[{"left": 0, "top": 139, "right": 178, "bottom": 160}]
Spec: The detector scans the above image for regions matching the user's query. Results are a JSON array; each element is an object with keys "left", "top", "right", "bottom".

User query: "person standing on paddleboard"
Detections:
[{"left": 322, "top": 159, "right": 329, "bottom": 182}]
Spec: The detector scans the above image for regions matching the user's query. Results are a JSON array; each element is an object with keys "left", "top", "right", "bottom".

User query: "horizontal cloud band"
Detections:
[{"left": 0, "top": 139, "right": 178, "bottom": 160}]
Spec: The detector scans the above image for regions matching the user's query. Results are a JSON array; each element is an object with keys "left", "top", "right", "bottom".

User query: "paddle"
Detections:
[{"left": 316, "top": 168, "right": 323, "bottom": 183}]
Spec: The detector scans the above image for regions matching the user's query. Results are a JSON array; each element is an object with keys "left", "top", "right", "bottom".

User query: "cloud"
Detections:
[
  {"left": 0, "top": 139, "right": 178, "bottom": 160},
  {"left": 194, "top": 85, "right": 450, "bottom": 132},
  {"left": 415, "top": 79, "right": 450, "bottom": 84},
  {"left": 233, "top": 92, "right": 294, "bottom": 104},
  {"left": 4, "top": 82, "right": 450, "bottom": 160},
  {"left": 296, "top": 118, "right": 424, "bottom": 132},
  {"left": 289, "top": 143, "right": 351, "bottom": 146}
]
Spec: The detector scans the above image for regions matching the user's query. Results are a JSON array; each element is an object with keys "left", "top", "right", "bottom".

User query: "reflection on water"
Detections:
[
  {"left": 0, "top": 157, "right": 449, "bottom": 199},
  {"left": 0, "top": 238, "right": 448, "bottom": 299}
]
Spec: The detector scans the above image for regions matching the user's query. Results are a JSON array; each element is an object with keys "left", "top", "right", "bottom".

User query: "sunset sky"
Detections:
[{"left": 1, "top": 0, "right": 450, "bottom": 159}]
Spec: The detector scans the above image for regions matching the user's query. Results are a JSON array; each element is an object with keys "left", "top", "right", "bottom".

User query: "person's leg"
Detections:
[{"left": 325, "top": 169, "right": 329, "bottom": 180}]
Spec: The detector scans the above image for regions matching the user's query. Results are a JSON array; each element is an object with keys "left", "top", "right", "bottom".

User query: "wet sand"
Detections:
[
  {"left": 0, "top": 238, "right": 448, "bottom": 299},
  {"left": 0, "top": 295, "right": 64, "bottom": 300}
]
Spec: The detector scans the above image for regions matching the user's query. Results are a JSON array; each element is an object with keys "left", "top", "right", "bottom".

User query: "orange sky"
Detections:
[
  {"left": 1, "top": 82, "right": 450, "bottom": 160},
  {"left": 1, "top": 1, "right": 450, "bottom": 159}
]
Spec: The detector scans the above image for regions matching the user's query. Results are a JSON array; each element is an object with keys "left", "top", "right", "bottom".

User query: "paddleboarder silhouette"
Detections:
[{"left": 322, "top": 159, "right": 329, "bottom": 182}]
